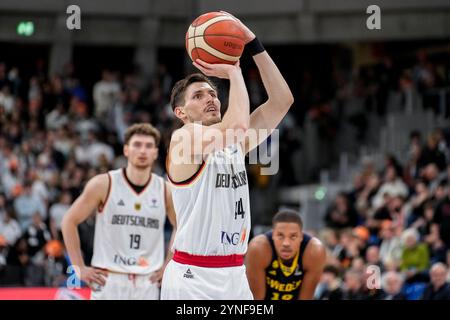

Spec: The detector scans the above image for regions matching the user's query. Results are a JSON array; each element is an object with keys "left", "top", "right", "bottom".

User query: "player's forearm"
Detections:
[
  {"left": 164, "top": 227, "right": 176, "bottom": 266},
  {"left": 249, "top": 282, "right": 266, "bottom": 300},
  {"left": 61, "top": 217, "right": 86, "bottom": 270},
  {"left": 253, "top": 51, "right": 294, "bottom": 107},
  {"left": 222, "top": 69, "right": 250, "bottom": 131}
]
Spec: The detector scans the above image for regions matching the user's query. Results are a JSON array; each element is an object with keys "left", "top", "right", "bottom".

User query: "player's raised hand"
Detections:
[
  {"left": 79, "top": 266, "right": 108, "bottom": 288},
  {"left": 219, "top": 11, "right": 256, "bottom": 43},
  {"left": 193, "top": 59, "right": 241, "bottom": 79}
]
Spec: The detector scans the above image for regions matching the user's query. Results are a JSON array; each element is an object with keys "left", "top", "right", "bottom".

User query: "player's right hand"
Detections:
[
  {"left": 193, "top": 59, "right": 241, "bottom": 79},
  {"left": 79, "top": 266, "right": 108, "bottom": 288}
]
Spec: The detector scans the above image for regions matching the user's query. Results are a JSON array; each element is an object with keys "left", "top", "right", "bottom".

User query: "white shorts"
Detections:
[
  {"left": 90, "top": 272, "right": 160, "bottom": 300},
  {"left": 160, "top": 260, "right": 254, "bottom": 300}
]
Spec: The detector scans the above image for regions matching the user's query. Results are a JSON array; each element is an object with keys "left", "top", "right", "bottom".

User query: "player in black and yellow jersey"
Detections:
[{"left": 245, "top": 210, "right": 326, "bottom": 300}]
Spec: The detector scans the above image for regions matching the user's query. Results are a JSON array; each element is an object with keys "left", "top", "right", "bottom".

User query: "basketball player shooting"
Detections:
[
  {"left": 161, "top": 12, "right": 294, "bottom": 300},
  {"left": 61, "top": 124, "right": 177, "bottom": 300}
]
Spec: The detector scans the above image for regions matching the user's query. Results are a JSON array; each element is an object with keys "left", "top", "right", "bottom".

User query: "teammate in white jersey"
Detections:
[
  {"left": 62, "top": 123, "right": 176, "bottom": 300},
  {"left": 161, "top": 12, "right": 294, "bottom": 300}
]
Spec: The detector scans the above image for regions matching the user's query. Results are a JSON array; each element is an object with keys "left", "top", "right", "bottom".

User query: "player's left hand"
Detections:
[{"left": 218, "top": 11, "right": 256, "bottom": 44}]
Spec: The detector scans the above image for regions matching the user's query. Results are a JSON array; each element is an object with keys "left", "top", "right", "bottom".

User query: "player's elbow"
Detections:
[
  {"left": 229, "top": 121, "right": 249, "bottom": 133},
  {"left": 60, "top": 214, "right": 70, "bottom": 232},
  {"left": 61, "top": 212, "right": 77, "bottom": 233},
  {"left": 283, "top": 92, "right": 294, "bottom": 109},
  {"left": 287, "top": 93, "right": 294, "bottom": 107}
]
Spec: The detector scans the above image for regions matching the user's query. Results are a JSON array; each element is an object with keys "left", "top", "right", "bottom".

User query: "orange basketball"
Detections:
[{"left": 186, "top": 12, "right": 246, "bottom": 65}]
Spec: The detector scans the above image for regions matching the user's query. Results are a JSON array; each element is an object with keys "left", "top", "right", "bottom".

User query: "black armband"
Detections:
[{"left": 246, "top": 37, "right": 265, "bottom": 56}]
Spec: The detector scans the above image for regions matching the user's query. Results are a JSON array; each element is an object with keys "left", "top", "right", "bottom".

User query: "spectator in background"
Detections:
[
  {"left": 0, "top": 62, "right": 8, "bottom": 89},
  {"left": 25, "top": 212, "right": 51, "bottom": 258},
  {"left": 355, "top": 172, "right": 380, "bottom": 219},
  {"left": 369, "top": 195, "right": 406, "bottom": 237},
  {"left": 84, "top": 131, "right": 114, "bottom": 168},
  {"left": 419, "top": 133, "right": 446, "bottom": 171},
  {"left": 18, "top": 141, "right": 36, "bottom": 173},
  {"left": 337, "top": 229, "right": 362, "bottom": 269},
  {"left": 404, "top": 133, "right": 423, "bottom": 188},
  {"left": 415, "top": 202, "right": 439, "bottom": 247},
  {"left": 93, "top": 69, "right": 120, "bottom": 120},
  {"left": 325, "top": 193, "right": 358, "bottom": 229},
  {"left": 0, "top": 206, "right": 22, "bottom": 247},
  {"left": 421, "top": 163, "right": 441, "bottom": 193},
  {"left": 0, "top": 207, "right": 21, "bottom": 269},
  {"left": 438, "top": 164, "right": 450, "bottom": 186},
  {"left": 1, "top": 157, "right": 23, "bottom": 199},
  {"left": 45, "top": 103, "right": 69, "bottom": 130},
  {"left": 321, "top": 228, "right": 345, "bottom": 261},
  {"left": 342, "top": 269, "right": 366, "bottom": 300},
  {"left": 0, "top": 193, "right": 7, "bottom": 220},
  {"left": 350, "top": 257, "right": 366, "bottom": 273},
  {"left": 447, "top": 250, "right": 450, "bottom": 282},
  {"left": 316, "top": 265, "right": 344, "bottom": 300},
  {"left": 431, "top": 181, "right": 447, "bottom": 206},
  {"left": 379, "top": 220, "right": 402, "bottom": 270},
  {"left": 372, "top": 164, "right": 408, "bottom": 210},
  {"left": 433, "top": 186, "right": 450, "bottom": 249},
  {"left": 400, "top": 228, "right": 430, "bottom": 282},
  {"left": 380, "top": 271, "right": 406, "bottom": 300},
  {"left": 5, "top": 237, "right": 30, "bottom": 285},
  {"left": 407, "top": 180, "right": 430, "bottom": 226},
  {"left": 0, "top": 85, "right": 14, "bottom": 114},
  {"left": 49, "top": 191, "right": 72, "bottom": 240},
  {"left": 434, "top": 128, "right": 449, "bottom": 163},
  {"left": 366, "top": 245, "right": 383, "bottom": 271},
  {"left": 421, "top": 263, "right": 450, "bottom": 300},
  {"left": 13, "top": 181, "right": 46, "bottom": 232}
]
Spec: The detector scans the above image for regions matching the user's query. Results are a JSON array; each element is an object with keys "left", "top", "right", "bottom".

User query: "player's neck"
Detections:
[
  {"left": 125, "top": 166, "right": 151, "bottom": 186},
  {"left": 279, "top": 257, "right": 295, "bottom": 266},
  {"left": 278, "top": 251, "right": 299, "bottom": 267}
]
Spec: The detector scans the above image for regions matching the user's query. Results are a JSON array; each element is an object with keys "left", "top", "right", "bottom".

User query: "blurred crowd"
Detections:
[
  {"left": 0, "top": 60, "right": 177, "bottom": 286},
  {"left": 314, "top": 128, "right": 450, "bottom": 299},
  {"left": 0, "top": 45, "right": 450, "bottom": 299}
]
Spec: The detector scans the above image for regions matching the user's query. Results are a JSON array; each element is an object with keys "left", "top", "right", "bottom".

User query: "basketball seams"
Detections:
[
  {"left": 202, "top": 19, "right": 245, "bottom": 41},
  {"left": 195, "top": 37, "right": 239, "bottom": 62},
  {"left": 193, "top": 22, "right": 199, "bottom": 63},
  {"left": 186, "top": 13, "right": 244, "bottom": 64},
  {"left": 193, "top": 16, "right": 237, "bottom": 37},
  {"left": 199, "top": 36, "right": 243, "bottom": 58},
  {"left": 187, "top": 34, "right": 245, "bottom": 41}
]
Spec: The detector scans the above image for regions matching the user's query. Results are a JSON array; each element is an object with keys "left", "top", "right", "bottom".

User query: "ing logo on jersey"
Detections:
[
  {"left": 134, "top": 202, "right": 141, "bottom": 211},
  {"left": 272, "top": 260, "right": 279, "bottom": 269}
]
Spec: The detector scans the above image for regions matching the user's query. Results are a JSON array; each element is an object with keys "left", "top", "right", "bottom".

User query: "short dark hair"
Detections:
[
  {"left": 170, "top": 73, "right": 217, "bottom": 111},
  {"left": 323, "top": 265, "right": 340, "bottom": 277},
  {"left": 272, "top": 210, "right": 303, "bottom": 229},
  {"left": 124, "top": 123, "right": 161, "bottom": 146}
]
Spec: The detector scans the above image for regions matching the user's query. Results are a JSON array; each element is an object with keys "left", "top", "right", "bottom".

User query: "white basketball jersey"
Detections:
[
  {"left": 91, "top": 169, "right": 166, "bottom": 274},
  {"left": 169, "top": 143, "right": 251, "bottom": 256}
]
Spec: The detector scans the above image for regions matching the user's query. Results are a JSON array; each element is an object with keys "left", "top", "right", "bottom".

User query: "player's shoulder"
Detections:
[
  {"left": 303, "top": 236, "right": 326, "bottom": 266},
  {"left": 247, "top": 234, "right": 272, "bottom": 267},
  {"left": 171, "top": 123, "right": 197, "bottom": 138},
  {"left": 248, "top": 233, "right": 271, "bottom": 251},
  {"left": 84, "top": 172, "right": 111, "bottom": 193}
]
